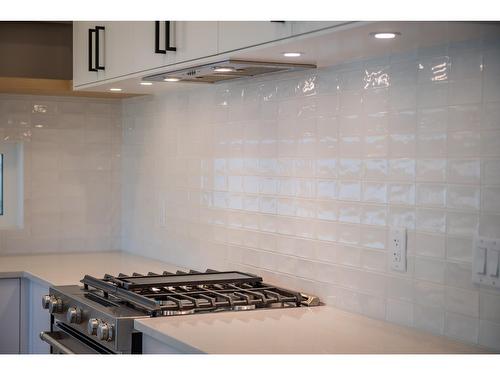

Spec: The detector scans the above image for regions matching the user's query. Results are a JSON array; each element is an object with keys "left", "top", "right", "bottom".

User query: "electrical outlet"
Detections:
[{"left": 390, "top": 227, "right": 407, "bottom": 272}]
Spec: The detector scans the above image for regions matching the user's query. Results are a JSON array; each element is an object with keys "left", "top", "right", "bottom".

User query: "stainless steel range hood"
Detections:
[{"left": 143, "top": 59, "right": 317, "bottom": 84}]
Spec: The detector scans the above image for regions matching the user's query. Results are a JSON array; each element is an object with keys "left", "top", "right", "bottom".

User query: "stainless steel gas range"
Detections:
[{"left": 40, "top": 269, "right": 320, "bottom": 354}]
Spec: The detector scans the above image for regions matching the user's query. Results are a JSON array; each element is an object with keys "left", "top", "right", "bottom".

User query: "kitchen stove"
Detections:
[{"left": 40, "top": 269, "right": 320, "bottom": 354}]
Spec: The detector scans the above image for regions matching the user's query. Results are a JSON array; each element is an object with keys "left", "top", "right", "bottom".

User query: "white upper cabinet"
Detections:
[
  {"left": 104, "top": 21, "right": 218, "bottom": 80},
  {"left": 73, "top": 21, "right": 218, "bottom": 88},
  {"left": 73, "top": 21, "right": 105, "bottom": 86},
  {"left": 290, "top": 21, "right": 347, "bottom": 35},
  {"left": 217, "top": 21, "right": 292, "bottom": 53}
]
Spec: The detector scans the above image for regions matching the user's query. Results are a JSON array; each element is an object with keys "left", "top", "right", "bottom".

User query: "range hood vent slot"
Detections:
[{"left": 143, "top": 59, "right": 316, "bottom": 84}]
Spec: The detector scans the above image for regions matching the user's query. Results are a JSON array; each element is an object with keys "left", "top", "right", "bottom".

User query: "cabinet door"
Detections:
[
  {"left": 103, "top": 21, "right": 168, "bottom": 81},
  {"left": 218, "top": 21, "right": 292, "bottom": 53},
  {"left": 104, "top": 21, "right": 218, "bottom": 82},
  {"left": 28, "top": 281, "right": 50, "bottom": 354},
  {"left": 73, "top": 21, "right": 105, "bottom": 87},
  {"left": 0, "top": 279, "right": 20, "bottom": 354},
  {"left": 172, "top": 22, "right": 218, "bottom": 63},
  {"left": 290, "top": 21, "right": 347, "bottom": 35}
]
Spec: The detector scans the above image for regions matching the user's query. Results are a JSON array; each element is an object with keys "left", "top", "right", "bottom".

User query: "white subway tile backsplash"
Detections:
[
  {"left": 415, "top": 232, "right": 446, "bottom": 258},
  {"left": 387, "top": 299, "right": 413, "bottom": 326},
  {"left": 416, "top": 208, "right": 447, "bottom": 233},
  {"left": 413, "top": 304, "right": 445, "bottom": 335},
  {"left": 445, "top": 236, "right": 473, "bottom": 263},
  {"left": 448, "top": 105, "right": 480, "bottom": 132},
  {"left": 386, "top": 276, "right": 414, "bottom": 301},
  {"left": 482, "top": 159, "right": 500, "bottom": 184},
  {"left": 415, "top": 259, "right": 446, "bottom": 283},
  {"left": 417, "top": 107, "right": 448, "bottom": 133},
  {"left": 389, "top": 183, "right": 416, "bottom": 205},
  {"left": 445, "top": 287, "right": 479, "bottom": 317},
  {"left": 416, "top": 183, "right": 447, "bottom": 207},
  {"left": 481, "top": 186, "right": 500, "bottom": 212},
  {"left": 416, "top": 159, "right": 447, "bottom": 182},
  {"left": 445, "top": 261, "right": 474, "bottom": 289},
  {"left": 479, "top": 291, "right": 500, "bottom": 324},
  {"left": 361, "top": 204, "right": 387, "bottom": 226},
  {"left": 448, "top": 159, "right": 481, "bottom": 184},
  {"left": 389, "top": 133, "right": 416, "bottom": 158},
  {"left": 479, "top": 320, "right": 500, "bottom": 351},
  {"left": 445, "top": 312, "right": 479, "bottom": 343},
  {"left": 362, "top": 182, "right": 387, "bottom": 203},
  {"left": 0, "top": 95, "right": 121, "bottom": 255},
  {"left": 449, "top": 79, "right": 482, "bottom": 105},
  {"left": 120, "top": 41, "right": 500, "bottom": 350},
  {"left": 446, "top": 211, "right": 478, "bottom": 236},
  {"left": 390, "top": 160, "right": 417, "bottom": 183},
  {"left": 447, "top": 185, "right": 480, "bottom": 210}
]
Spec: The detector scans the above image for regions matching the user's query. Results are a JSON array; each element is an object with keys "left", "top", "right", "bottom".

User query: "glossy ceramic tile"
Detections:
[
  {"left": 0, "top": 94, "right": 122, "bottom": 254},
  {"left": 121, "top": 39, "right": 500, "bottom": 350}
]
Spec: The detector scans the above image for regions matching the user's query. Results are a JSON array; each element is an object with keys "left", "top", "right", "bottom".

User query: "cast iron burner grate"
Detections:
[{"left": 81, "top": 269, "right": 320, "bottom": 317}]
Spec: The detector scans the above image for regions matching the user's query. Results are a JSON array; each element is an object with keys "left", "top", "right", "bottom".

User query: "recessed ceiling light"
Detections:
[
  {"left": 213, "top": 67, "right": 236, "bottom": 73},
  {"left": 371, "top": 32, "right": 400, "bottom": 39},
  {"left": 140, "top": 82, "right": 153, "bottom": 86},
  {"left": 109, "top": 88, "right": 122, "bottom": 92},
  {"left": 282, "top": 52, "right": 303, "bottom": 57},
  {"left": 164, "top": 77, "right": 180, "bottom": 82}
]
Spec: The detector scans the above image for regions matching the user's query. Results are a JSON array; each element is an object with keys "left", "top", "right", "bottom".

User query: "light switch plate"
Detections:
[{"left": 472, "top": 236, "right": 500, "bottom": 289}]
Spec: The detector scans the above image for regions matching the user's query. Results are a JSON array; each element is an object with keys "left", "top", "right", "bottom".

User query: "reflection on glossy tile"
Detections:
[
  {"left": 416, "top": 183, "right": 446, "bottom": 207},
  {"left": 416, "top": 159, "right": 447, "bottom": 182},
  {"left": 447, "top": 185, "right": 480, "bottom": 210},
  {"left": 389, "top": 183, "right": 416, "bottom": 205},
  {"left": 119, "top": 41, "right": 500, "bottom": 350}
]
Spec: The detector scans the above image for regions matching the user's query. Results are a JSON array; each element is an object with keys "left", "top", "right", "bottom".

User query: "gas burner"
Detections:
[{"left": 81, "top": 269, "right": 320, "bottom": 317}]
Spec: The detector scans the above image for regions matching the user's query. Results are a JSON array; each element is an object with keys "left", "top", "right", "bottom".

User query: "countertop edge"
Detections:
[
  {"left": 134, "top": 319, "right": 205, "bottom": 354},
  {"left": 0, "top": 270, "right": 53, "bottom": 287}
]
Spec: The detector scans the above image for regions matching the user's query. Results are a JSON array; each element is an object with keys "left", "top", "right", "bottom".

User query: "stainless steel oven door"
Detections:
[{"left": 40, "top": 321, "right": 115, "bottom": 354}]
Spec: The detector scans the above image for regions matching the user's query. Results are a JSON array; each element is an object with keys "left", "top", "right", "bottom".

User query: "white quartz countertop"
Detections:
[
  {"left": 0, "top": 251, "right": 185, "bottom": 286},
  {"left": 135, "top": 306, "right": 490, "bottom": 354},
  {"left": 0, "top": 251, "right": 490, "bottom": 354}
]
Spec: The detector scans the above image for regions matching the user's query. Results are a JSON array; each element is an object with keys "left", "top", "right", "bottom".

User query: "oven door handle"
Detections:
[{"left": 40, "top": 331, "right": 75, "bottom": 354}]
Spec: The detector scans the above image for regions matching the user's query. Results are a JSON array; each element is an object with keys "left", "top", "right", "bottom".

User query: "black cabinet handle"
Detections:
[
  {"left": 155, "top": 21, "right": 176, "bottom": 54},
  {"left": 88, "top": 28, "right": 97, "bottom": 71},
  {"left": 154, "top": 21, "right": 164, "bottom": 54},
  {"left": 95, "top": 26, "right": 105, "bottom": 70},
  {"left": 165, "top": 21, "right": 176, "bottom": 52}
]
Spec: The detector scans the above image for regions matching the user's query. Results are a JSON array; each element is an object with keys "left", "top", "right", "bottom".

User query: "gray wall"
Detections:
[{"left": 0, "top": 22, "right": 72, "bottom": 80}]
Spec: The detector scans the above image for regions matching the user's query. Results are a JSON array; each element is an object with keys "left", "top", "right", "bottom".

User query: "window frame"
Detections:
[{"left": 0, "top": 142, "right": 24, "bottom": 229}]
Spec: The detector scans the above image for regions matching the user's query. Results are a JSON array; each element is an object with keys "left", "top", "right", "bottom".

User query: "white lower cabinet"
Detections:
[
  {"left": 0, "top": 278, "right": 21, "bottom": 353},
  {"left": 141, "top": 333, "right": 199, "bottom": 354}
]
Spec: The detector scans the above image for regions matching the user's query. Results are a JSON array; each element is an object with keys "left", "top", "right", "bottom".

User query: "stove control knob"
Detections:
[
  {"left": 66, "top": 307, "right": 82, "bottom": 324},
  {"left": 96, "top": 322, "right": 114, "bottom": 342},
  {"left": 87, "top": 318, "right": 100, "bottom": 335},
  {"left": 42, "top": 295, "right": 52, "bottom": 309},
  {"left": 48, "top": 297, "right": 63, "bottom": 314}
]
